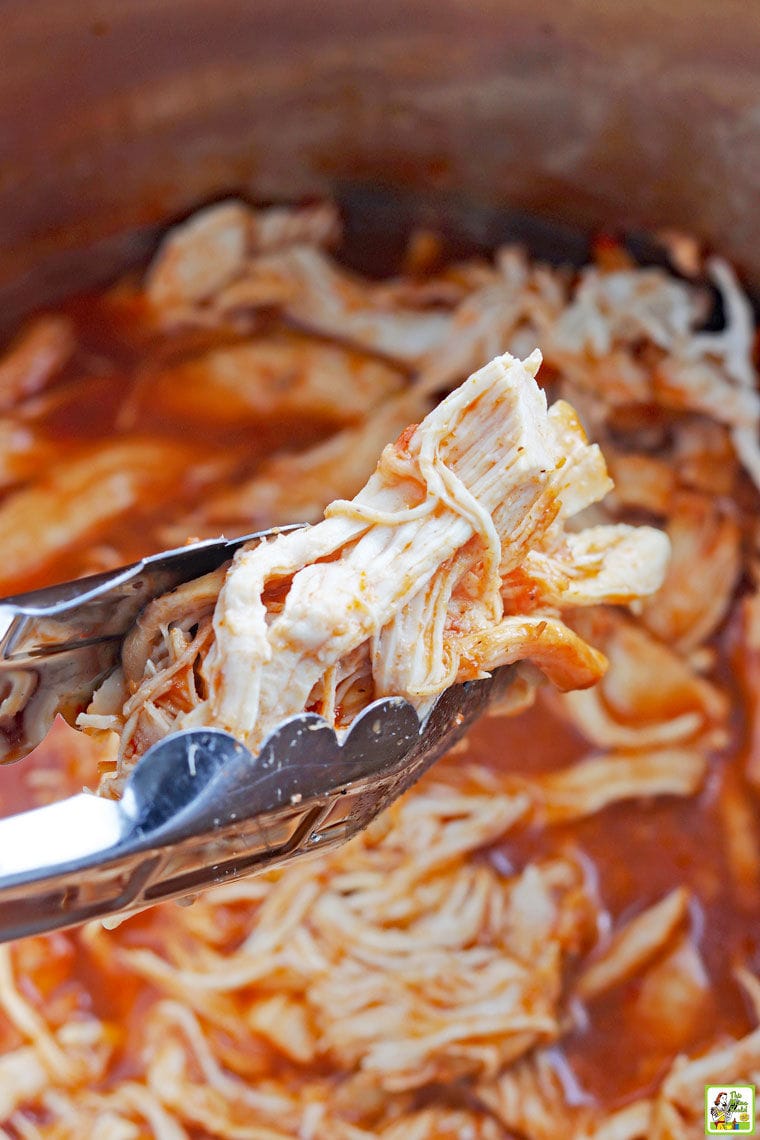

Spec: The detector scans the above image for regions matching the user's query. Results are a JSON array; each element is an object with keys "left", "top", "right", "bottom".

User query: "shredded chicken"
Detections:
[
  {"left": 2, "top": 200, "right": 760, "bottom": 1138},
  {"left": 0, "top": 315, "right": 75, "bottom": 413},
  {"left": 141, "top": 337, "right": 406, "bottom": 428},
  {"left": 81, "top": 351, "right": 668, "bottom": 781},
  {"left": 196, "top": 390, "right": 432, "bottom": 530},
  {"left": 146, "top": 199, "right": 341, "bottom": 316},
  {"left": 0, "top": 438, "right": 229, "bottom": 588},
  {"left": 576, "top": 888, "right": 691, "bottom": 1001}
]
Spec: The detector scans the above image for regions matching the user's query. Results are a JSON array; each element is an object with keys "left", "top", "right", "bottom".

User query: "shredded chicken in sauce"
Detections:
[
  {"left": 0, "top": 199, "right": 759, "bottom": 1138},
  {"left": 78, "top": 348, "right": 667, "bottom": 790}
]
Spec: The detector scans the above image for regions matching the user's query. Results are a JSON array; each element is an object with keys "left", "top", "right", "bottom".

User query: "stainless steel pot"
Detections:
[{"left": 2, "top": 0, "right": 760, "bottom": 323}]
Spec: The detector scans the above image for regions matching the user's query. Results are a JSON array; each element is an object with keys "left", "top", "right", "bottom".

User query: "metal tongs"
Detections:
[{"left": 0, "top": 528, "right": 511, "bottom": 942}]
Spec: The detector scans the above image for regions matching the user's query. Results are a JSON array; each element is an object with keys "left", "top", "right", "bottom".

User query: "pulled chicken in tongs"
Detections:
[{"left": 80, "top": 350, "right": 669, "bottom": 795}]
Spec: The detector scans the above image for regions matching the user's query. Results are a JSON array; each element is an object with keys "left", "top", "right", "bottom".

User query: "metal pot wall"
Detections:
[{"left": 2, "top": 0, "right": 760, "bottom": 321}]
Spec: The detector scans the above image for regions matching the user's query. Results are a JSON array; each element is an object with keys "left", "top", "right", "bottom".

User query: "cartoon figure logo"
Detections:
[{"left": 705, "top": 1085, "right": 756, "bottom": 1133}]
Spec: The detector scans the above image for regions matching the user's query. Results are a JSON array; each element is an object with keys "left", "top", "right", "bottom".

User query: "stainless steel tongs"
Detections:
[{"left": 0, "top": 529, "right": 511, "bottom": 943}]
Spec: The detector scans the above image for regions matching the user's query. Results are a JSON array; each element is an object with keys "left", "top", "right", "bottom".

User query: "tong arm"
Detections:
[
  {"left": 0, "top": 668, "right": 512, "bottom": 942},
  {"left": 0, "top": 527, "right": 301, "bottom": 764}
]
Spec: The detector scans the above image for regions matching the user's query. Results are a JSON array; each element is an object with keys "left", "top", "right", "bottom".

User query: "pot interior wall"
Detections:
[{"left": 2, "top": 0, "right": 760, "bottom": 323}]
